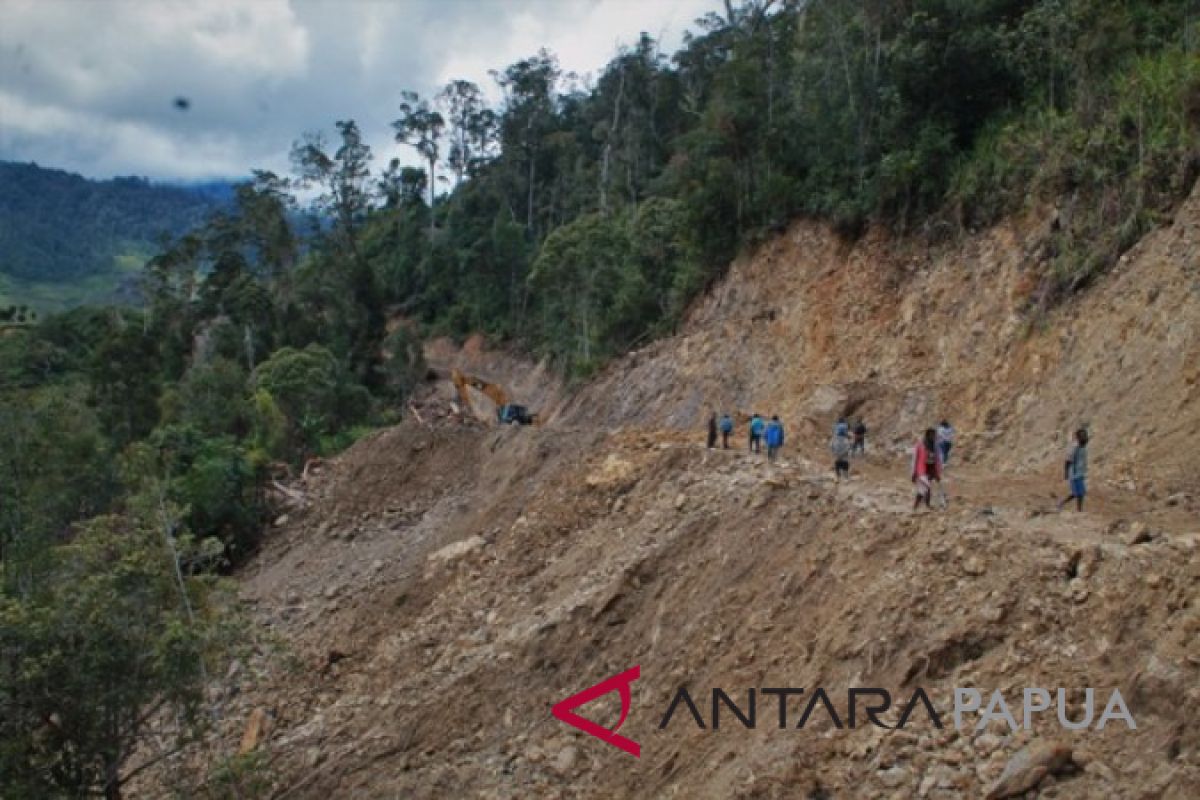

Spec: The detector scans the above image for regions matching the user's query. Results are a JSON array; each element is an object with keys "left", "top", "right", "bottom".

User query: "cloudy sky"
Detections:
[{"left": 0, "top": 0, "right": 716, "bottom": 182}]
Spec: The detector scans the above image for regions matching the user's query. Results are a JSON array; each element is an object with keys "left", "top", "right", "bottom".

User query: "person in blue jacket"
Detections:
[
  {"left": 749, "top": 413, "right": 765, "bottom": 453},
  {"left": 765, "top": 415, "right": 785, "bottom": 461},
  {"left": 834, "top": 416, "right": 850, "bottom": 438},
  {"left": 719, "top": 413, "right": 734, "bottom": 449}
]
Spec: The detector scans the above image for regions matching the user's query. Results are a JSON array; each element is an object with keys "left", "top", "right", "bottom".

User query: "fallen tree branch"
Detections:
[
  {"left": 408, "top": 401, "right": 432, "bottom": 429},
  {"left": 270, "top": 481, "right": 306, "bottom": 504}
]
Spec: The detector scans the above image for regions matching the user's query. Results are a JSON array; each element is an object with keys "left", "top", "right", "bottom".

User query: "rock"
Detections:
[
  {"left": 428, "top": 535, "right": 487, "bottom": 565},
  {"left": 239, "top": 707, "right": 270, "bottom": 754},
  {"left": 1069, "top": 748, "right": 1094, "bottom": 768},
  {"left": 963, "top": 557, "right": 985, "bottom": 576},
  {"left": 586, "top": 455, "right": 636, "bottom": 489},
  {"left": 986, "top": 741, "right": 1073, "bottom": 799},
  {"left": 1132, "top": 653, "right": 1191, "bottom": 715},
  {"left": 975, "top": 733, "right": 1001, "bottom": 755},
  {"left": 274, "top": 514, "right": 290, "bottom": 527},
  {"left": 1127, "top": 522, "right": 1155, "bottom": 545},
  {"left": 1067, "top": 577, "right": 1089, "bottom": 603},
  {"left": 551, "top": 745, "right": 578, "bottom": 775},
  {"left": 878, "top": 766, "right": 910, "bottom": 788},
  {"left": 324, "top": 585, "right": 339, "bottom": 600},
  {"left": 674, "top": 492, "right": 687, "bottom": 510},
  {"left": 1085, "top": 760, "right": 1115, "bottom": 782},
  {"left": 981, "top": 605, "right": 1006, "bottom": 624}
]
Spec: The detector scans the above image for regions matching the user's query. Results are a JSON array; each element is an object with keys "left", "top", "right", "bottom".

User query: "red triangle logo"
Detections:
[{"left": 551, "top": 665, "right": 641, "bottom": 757}]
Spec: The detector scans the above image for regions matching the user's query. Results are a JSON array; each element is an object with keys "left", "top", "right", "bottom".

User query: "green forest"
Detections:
[
  {"left": 0, "top": 162, "right": 228, "bottom": 311},
  {"left": 2, "top": 1, "right": 1198, "bottom": 796}
]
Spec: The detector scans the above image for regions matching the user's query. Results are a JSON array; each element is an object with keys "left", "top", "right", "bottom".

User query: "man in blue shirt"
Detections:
[
  {"left": 1058, "top": 428, "right": 1089, "bottom": 512},
  {"left": 749, "top": 413, "right": 765, "bottom": 453},
  {"left": 765, "top": 415, "right": 785, "bottom": 461}
]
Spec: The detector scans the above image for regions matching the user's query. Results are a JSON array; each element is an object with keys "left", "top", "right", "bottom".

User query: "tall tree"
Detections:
[
  {"left": 392, "top": 91, "right": 446, "bottom": 222},
  {"left": 437, "top": 80, "right": 496, "bottom": 186},
  {"left": 290, "top": 120, "right": 374, "bottom": 251},
  {"left": 289, "top": 121, "right": 383, "bottom": 385},
  {"left": 492, "top": 49, "right": 562, "bottom": 236}
]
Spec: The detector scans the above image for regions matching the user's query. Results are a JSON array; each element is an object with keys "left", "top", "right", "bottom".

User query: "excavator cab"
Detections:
[{"left": 497, "top": 404, "right": 535, "bottom": 425}]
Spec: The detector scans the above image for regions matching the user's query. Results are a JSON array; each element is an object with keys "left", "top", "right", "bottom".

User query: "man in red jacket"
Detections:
[{"left": 911, "top": 428, "right": 944, "bottom": 510}]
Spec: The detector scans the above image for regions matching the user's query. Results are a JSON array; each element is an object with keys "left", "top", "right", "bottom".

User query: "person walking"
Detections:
[
  {"left": 911, "top": 428, "right": 944, "bottom": 510},
  {"left": 831, "top": 429, "right": 852, "bottom": 480},
  {"left": 765, "top": 415, "right": 785, "bottom": 461},
  {"left": 707, "top": 413, "right": 718, "bottom": 449},
  {"left": 936, "top": 420, "right": 955, "bottom": 466},
  {"left": 719, "top": 413, "right": 734, "bottom": 449},
  {"left": 1057, "top": 428, "right": 1090, "bottom": 512},
  {"left": 749, "top": 413, "right": 765, "bottom": 453},
  {"left": 852, "top": 418, "right": 867, "bottom": 457}
]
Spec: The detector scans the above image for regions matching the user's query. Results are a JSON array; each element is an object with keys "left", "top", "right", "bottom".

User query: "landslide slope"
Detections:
[
  {"left": 156, "top": 185, "right": 1200, "bottom": 799},
  {"left": 566, "top": 182, "right": 1200, "bottom": 497}
]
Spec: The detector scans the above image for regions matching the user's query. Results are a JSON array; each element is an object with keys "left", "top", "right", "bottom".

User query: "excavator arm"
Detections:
[
  {"left": 450, "top": 369, "right": 512, "bottom": 419},
  {"left": 468, "top": 376, "right": 508, "bottom": 409},
  {"left": 451, "top": 369, "right": 475, "bottom": 414}
]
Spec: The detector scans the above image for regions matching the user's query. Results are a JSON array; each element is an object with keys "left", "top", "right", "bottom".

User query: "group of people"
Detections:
[
  {"left": 706, "top": 412, "right": 1090, "bottom": 514},
  {"left": 707, "top": 412, "right": 786, "bottom": 461},
  {"left": 829, "top": 417, "right": 869, "bottom": 481}
]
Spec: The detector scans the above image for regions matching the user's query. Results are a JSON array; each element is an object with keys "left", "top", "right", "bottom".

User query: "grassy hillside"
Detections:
[{"left": 0, "top": 162, "right": 231, "bottom": 311}]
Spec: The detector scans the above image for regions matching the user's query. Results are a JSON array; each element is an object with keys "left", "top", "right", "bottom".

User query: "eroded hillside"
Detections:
[
  {"left": 566, "top": 183, "right": 1200, "bottom": 498},
  {"left": 146, "top": 187, "right": 1200, "bottom": 799}
]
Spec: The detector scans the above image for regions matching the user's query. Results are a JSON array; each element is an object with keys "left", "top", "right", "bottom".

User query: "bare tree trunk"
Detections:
[
  {"left": 600, "top": 65, "right": 626, "bottom": 215},
  {"left": 243, "top": 324, "right": 255, "bottom": 371},
  {"left": 428, "top": 157, "right": 437, "bottom": 235},
  {"left": 526, "top": 147, "right": 536, "bottom": 235}
]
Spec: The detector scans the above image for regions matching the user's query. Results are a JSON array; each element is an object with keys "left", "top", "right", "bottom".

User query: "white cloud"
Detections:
[
  {"left": 0, "top": 90, "right": 255, "bottom": 179},
  {"left": 185, "top": 1, "right": 310, "bottom": 79},
  {"left": 0, "top": 0, "right": 717, "bottom": 180}
]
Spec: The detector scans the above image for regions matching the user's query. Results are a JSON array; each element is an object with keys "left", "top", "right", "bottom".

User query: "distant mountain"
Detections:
[
  {"left": 0, "top": 161, "right": 237, "bottom": 310},
  {"left": 169, "top": 179, "right": 241, "bottom": 205}
]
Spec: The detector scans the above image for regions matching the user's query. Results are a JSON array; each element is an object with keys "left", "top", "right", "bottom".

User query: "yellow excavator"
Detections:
[{"left": 450, "top": 369, "right": 537, "bottom": 425}]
